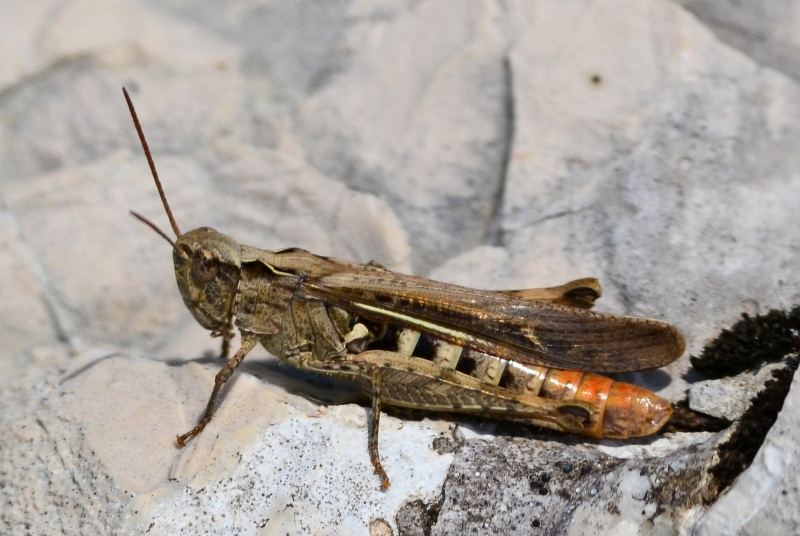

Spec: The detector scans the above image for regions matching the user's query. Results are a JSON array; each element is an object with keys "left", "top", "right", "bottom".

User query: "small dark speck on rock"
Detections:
[
  {"left": 580, "top": 465, "right": 591, "bottom": 476},
  {"left": 562, "top": 463, "right": 573, "bottom": 473},
  {"left": 640, "top": 467, "right": 648, "bottom": 476},
  {"left": 532, "top": 519, "right": 541, "bottom": 527}
]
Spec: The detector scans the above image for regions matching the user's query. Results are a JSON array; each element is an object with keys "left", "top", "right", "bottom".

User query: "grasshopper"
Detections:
[{"left": 123, "top": 88, "right": 685, "bottom": 488}]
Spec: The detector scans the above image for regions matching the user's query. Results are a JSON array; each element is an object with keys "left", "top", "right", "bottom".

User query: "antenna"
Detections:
[
  {"left": 122, "top": 87, "right": 182, "bottom": 237},
  {"left": 129, "top": 210, "right": 178, "bottom": 249}
]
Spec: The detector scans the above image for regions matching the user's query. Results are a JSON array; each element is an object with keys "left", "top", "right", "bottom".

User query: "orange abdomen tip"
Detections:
[
  {"left": 537, "top": 370, "right": 672, "bottom": 438},
  {"left": 501, "top": 364, "right": 672, "bottom": 438},
  {"left": 601, "top": 382, "right": 673, "bottom": 439}
]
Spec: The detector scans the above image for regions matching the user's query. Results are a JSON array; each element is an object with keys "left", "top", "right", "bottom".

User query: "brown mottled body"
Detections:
[{"left": 123, "top": 88, "right": 684, "bottom": 489}]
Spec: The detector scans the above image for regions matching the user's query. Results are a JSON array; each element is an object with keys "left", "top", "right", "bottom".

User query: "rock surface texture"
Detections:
[{"left": 2, "top": 0, "right": 800, "bottom": 534}]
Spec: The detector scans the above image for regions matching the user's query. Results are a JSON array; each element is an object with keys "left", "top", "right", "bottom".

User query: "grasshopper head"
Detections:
[
  {"left": 173, "top": 227, "right": 242, "bottom": 331},
  {"left": 123, "top": 88, "right": 242, "bottom": 333}
]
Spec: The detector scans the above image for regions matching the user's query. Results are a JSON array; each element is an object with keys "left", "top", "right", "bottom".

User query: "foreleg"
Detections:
[{"left": 177, "top": 334, "right": 259, "bottom": 445}]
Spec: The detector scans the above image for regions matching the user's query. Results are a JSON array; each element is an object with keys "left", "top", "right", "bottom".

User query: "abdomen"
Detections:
[
  {"left": 497, "top": 360, "right": 672, "bottom": 438},
  {"left": 372, "top": 326, "right": 672, "bottom": 438}
]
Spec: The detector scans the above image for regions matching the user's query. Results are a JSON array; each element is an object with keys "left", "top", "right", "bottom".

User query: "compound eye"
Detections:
[{"left": 192, "top": 247, "right": 219, "bottom": 283}]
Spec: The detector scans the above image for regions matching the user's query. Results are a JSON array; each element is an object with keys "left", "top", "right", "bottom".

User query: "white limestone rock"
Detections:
[
  {"left": 2, "top": 0, "right": 800, "bottom": 535},
  {"left": 694, "top": 364, "right": 800, "bottom": 535},
  {"left": 427, "top": 431, "right": 726, "bottom": 536},
  {"left": 294, "top": 0, "right": 511, "bottom": 273},
  {"left": 0, "top": 353, "right": 454, "bottom": 535},
  {"left": 0, "top": 211, "right": 61, "bottom": 378},
  {"left": 678, "top": 0, "right": 800, "bottom": 83},
  {"left": 689, "top": 360, "right": 791, "bottom": 421}
]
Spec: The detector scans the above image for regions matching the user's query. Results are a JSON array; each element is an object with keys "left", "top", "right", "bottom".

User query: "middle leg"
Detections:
[{"left": 296, "top": 355, "right": 390, "bottom": 489}]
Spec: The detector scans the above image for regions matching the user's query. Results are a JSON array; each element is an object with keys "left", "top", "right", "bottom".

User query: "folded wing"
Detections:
[{"left": 301, "top": 271, "right": 685, "bottom": 373}]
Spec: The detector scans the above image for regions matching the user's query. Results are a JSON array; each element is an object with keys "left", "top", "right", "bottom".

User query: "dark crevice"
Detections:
[
  {"left": 528, "top": 208, "right": 578, "bottom": 227},
  {"left": 687, "top": 306, "right": 800, "bottom": 500},
  {"left": 661, "top": 399, "right": 730, "bottom": 434},
  {"left": 706, "top": 356, "right": 799, "bottom": 500},
  {"left": 690, "top": 307, "right": 800, "bottom": 379},
  {"left": 486, "top": 55, "right": 515, "bottom": 248}
]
